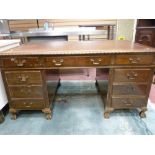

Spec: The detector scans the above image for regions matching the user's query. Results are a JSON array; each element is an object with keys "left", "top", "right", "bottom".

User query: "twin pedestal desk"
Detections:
[{"left": 0, "top": 40, "right": 155, "bottom": 120}]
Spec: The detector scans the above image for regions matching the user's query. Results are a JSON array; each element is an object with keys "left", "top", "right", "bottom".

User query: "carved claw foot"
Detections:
[
  {"left": 139, "top": 111, "right": 146, "bottom": 118},
  {"left": 104, "top": 108, "right": 114, "bottom": 119},
  {"left": 139, "top": 107, "right": 147, "bottom": 118},
  {"left": 9, "top": 109, "right": 17, "bottom": 120},
  {"left": 42, "top": 108, "right": 52, "bottom": 120},
  {"left": 104, "top": 112, "right": 110, "bottom": 119},
  {"left": 46, "top": 114, "right": 52, "bottom": 120},
  {"left": 11, "top": 114, "right": 17, "bottom": 120}
]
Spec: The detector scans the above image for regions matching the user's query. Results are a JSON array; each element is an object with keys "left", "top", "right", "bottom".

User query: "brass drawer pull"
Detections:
[
  {"left": 18, "top": 75, "right": 29, "bottom": 82},
  {"left": 126, "top": 71, "right": 138, "bottom": 80},
  {"left": 23, "top": 102, "right": 33, "bottom": 108},
  {"left": 52, "top": 59, "right": 64, "bottom": 66},
  {"left": 121, "top": 100, "right": 133, "bottom": 106},
  {"left": 11, "top": 58, "right": 26, "bottom": 67},
  {"left": 90, "top": 58, "right": 102, "bottom": 65},
  {"left": 129, "top": 57, "right": 140, "bottom": 64}
]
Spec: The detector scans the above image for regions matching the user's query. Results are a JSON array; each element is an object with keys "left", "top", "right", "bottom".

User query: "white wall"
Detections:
[
  {"left": 0, "top": 71, "right": 8, "bottom": 110},
  {"left": 116, "top": 19, "right": 135, "bottom": 41}
]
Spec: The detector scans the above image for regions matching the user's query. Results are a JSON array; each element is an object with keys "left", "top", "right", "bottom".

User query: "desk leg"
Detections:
[
  {"left": 104, "top": 108, "right": 114, "bottom": 119},
  {"left": 42, "top": 108, "right": 52, "bottom": 120},
  {"left": 9, "top": 108, "right": 18, "bottom": 120},
  {"left": 104, "top": 68, "right": 114, "bottom": 119},
  {"left": 139, "top": 107, "right": 147, "bottom": 118},
  {"left": 96, "top": 68, "right": 113, "bottom": 119}
]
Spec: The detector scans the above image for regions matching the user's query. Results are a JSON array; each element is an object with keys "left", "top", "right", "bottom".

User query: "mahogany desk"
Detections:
[{"left": 0, "top": 40, "right": 155, "bottom": 120}]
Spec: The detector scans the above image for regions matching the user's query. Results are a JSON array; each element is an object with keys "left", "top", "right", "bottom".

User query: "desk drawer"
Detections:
[
  {"left": 111, "top": 97, "right": 146, "bottom": 108},
  {"left": 77, "top": 55, "right": 111, "bottom": 66},
  {"left": 9, "top": 86, "right": 44, "bottom": 99},
  {"left": 11, "top": 99, "right": 44, "bottom": 109},
  {"left": 45, "top": 57, "right": 76, "bottom": 67},
  {"left": 115, "top": 54, "right": 153, "bottom": 65},
  {"left": 5, "top": 71, "right": 42, "bottom": 85},
  {"left": 3, "top": 57, "right": 43, "bottom": 68},
  {"left": 112, "top": 84, "right": 147, "bottom": 95},
  {"left": 44, "top": 55, "right": 111, "bottom": 67},
  {"left": 113, "top": 69, "right": 151, "bottom": 82}
]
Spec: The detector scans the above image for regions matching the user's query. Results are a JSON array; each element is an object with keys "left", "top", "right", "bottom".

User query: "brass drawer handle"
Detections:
[
  {"left": 18, "top": 75, "right": 29, "bottom": 82},
  {"left": 52, "top": 59, "right": 64, "bottom": 66},
  {"left": 121, "top": 100, "right": 133, "bottom": 106},
  {"left": 90, "top": 58, "right": 102, "bottom": 65},
  {"left": 23, "top": 102, "right": 33, "bottom": 108},
  {"left": 129, "top": 57, "right": 140, "bottom": 64},
  {"left": 126, "top": 71, "right": 138, "bottom": 80},
  {"left": 11, "top": 58, "right": 26, "bottom": 67}
]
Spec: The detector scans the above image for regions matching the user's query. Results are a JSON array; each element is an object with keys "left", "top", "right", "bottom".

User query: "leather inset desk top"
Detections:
[{"left": 0, "top": 40, "right": 155, "bottom": 56}]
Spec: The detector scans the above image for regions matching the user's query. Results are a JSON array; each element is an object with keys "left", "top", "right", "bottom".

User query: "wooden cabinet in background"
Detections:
[
  {"left": 8, "top": 20, "right": 38, "bottom": 32},
  {"left": 135, "top": 19, "right": 155, "bottom": 47},
  {"left": 7, "top": 19, "right": 116, "bottom": 41},
  {"left": 135, "top": 29, "right": 155, "bottom": 47},
  {"left": 37, "top": 19, "right": 117, "bottom": 27}
]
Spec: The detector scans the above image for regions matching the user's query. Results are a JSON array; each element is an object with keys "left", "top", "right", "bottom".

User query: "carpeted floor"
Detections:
[{"left": 0, "top": 81, "right": 155, "bottom": 135}]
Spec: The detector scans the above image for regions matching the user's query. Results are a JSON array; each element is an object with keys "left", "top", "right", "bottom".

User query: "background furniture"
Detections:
[
  {"left": 7, "top": 19, "right": 116, "bottom": 41},
  {"left": 135, "top": 19, "right": 155, "bottom": 47},
  {"left": 8, "top": 20, "right": 38, "bottom": 32}
]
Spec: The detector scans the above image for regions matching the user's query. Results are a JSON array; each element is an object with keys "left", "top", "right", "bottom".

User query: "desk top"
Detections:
[{"left": 0, "top": 40, "right": 155, "bottom": 56}]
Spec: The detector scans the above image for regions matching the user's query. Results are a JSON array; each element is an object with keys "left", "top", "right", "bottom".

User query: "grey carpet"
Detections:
[{"left": 0, "top": 81, "right": 154, "bottom": 135}]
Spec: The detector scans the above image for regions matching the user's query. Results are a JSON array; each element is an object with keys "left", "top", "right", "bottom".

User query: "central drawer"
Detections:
[
  {"left": 8, "top": 86, "right": 44, "bottom": 99},
  {"left": 45, "top": 56, "right": 76, "bottom": 67},
  {"left": 44, "top": 55, "right": 111, "bottom": 67},
  {"left": 112, "top": 84, "right": 147, "bottom": 95},
  {"left": 11, "top": 99, "right": 44, "bottom": 109},
  {"left": 76, "top": 55, "right": 111, "bottom": 66},
  {"left": 113, "top": 69, "right": 151, "bottom": 82},
  {"left": 115, "top": 54, "right": 153, "bottom": 65},
  {"left": 111, "top": 97, "right": 146, "bottom": 108},
  {"left": 5, "top": 71, "right": 42, "bottom": 85}
]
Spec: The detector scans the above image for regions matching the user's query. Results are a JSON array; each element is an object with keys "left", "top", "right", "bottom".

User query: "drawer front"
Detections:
[
  {"left": 77, "top": 55, "right": 111, "bottom": 66},
  {"left": 113, "top": 69, "right": 151, "bottom": 82},
  {"left": 115, "top": 54, "right": 153, "bottom": 65},
  {"left": 5, "top": 71, "right": 42, "bottom": 85},
  {"left": 112, "top": 84, "right": 147, "bottom": 95},
  {"left": 3, "top": 57, "right": 43, "bottom": 68},
  {"left": 45, "top": 57, "right": 76, "bottom": 67},
  {"left": 112, "top": 97, "right": 146, "bottom": 108},
  {"left": 44, "top": 55, "right": 111, "bottom": 67},
  {"left": 11, "top": 99, "right": 44, "bottom": 109},
  {"left": 9, "top": 86, "right": 44, "bottom": 99}
]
